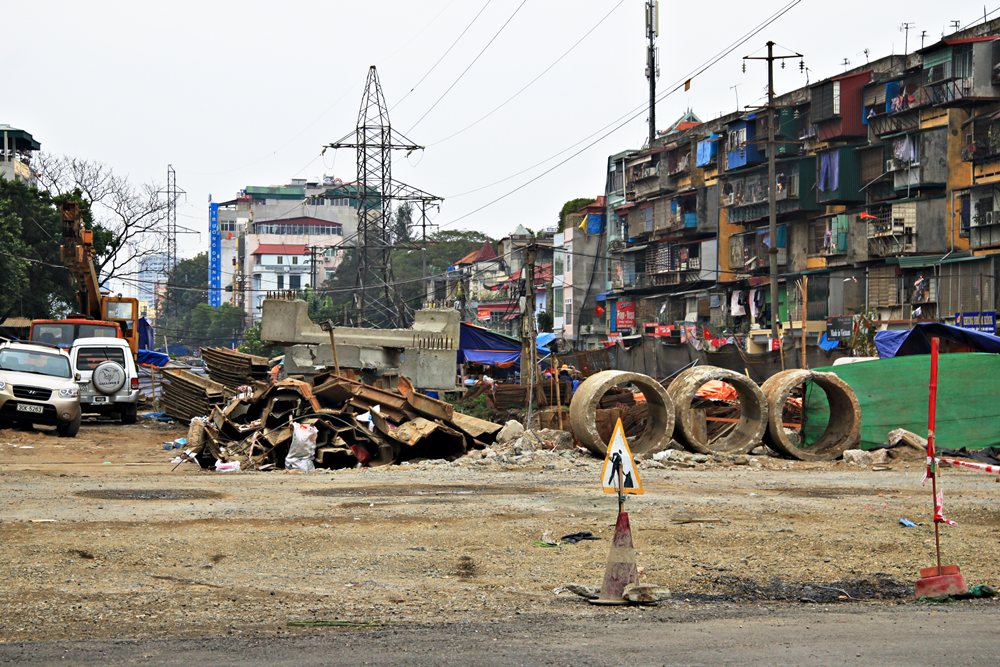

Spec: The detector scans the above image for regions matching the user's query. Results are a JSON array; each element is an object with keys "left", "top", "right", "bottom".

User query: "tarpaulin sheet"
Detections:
[
  {"left": 138, "top": 349, "right": 170, "bottom": 367},
  {"left": 806, "top": 353, "right": 1000, "bottom": 450},
  {"left": 138, "top": 316, "right": 155, "bottom": 351},
  {"left": 875, "top": 323, "right": 1000, "bottom": 358},
  {"left": 458, "top": 322, "right": 549, "bottom": 368}
]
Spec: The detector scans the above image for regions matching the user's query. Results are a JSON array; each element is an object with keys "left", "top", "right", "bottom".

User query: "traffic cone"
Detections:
[{"left": 590, "top": 511, "right": 639, "bottom": 605}]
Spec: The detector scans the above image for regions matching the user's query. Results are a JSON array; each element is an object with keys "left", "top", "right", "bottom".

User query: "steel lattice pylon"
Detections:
[{"left": 327, "top": 66, "right": 441, "bottom": 328}]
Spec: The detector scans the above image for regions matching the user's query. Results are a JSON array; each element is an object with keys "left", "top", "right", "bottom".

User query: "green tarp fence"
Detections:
[{"left": 804, "top": 353, "right": 1000, "bottom": 451}]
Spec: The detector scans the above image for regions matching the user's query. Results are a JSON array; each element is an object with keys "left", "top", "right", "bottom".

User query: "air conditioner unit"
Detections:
[
  {"left": 722, "top": 193, "right": 735, "bottom": 206},
  {"left": 886, "top": 159, "right": 901, "bottom": 172},
  {"left": 987, "top": 211, "right": 995, "bottom": 226}
]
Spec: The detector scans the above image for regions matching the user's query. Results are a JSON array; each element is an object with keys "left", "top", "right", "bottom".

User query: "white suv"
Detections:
[
  {"left": 0, "top": 341, "right": 82, "bottom": 436},
  {"left": 70, "top": 337, "right": 140, "bottom": 424}
]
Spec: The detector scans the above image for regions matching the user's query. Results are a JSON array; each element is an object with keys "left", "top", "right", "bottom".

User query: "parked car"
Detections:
[
  {"left": 69, "top": 337, "right": 139, "bottom": 424},
  {"left": 0, "top": 341, "right": 82, "bottom": 437}
]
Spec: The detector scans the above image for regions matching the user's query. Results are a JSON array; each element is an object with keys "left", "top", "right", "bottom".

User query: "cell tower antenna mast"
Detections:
[{"left": 327, "top": 66, "right": 442, "bottom": 328}]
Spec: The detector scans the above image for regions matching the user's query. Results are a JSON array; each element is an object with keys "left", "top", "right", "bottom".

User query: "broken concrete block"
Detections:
[
  {"left": 623, "top": 583, "right": 670, "bottom": 604},
  {"left": 842, "top": 449, "right": 872, "bottom": 466},
  {"left": 496, "top": 420, "right": 525, "bottom": 444}
]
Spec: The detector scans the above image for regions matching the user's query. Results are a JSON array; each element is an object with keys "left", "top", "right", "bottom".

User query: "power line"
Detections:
[
  {"left": 406, "top": 0, "right": 529, "bottom": 134},
  {"left": 390, "top": 0, "right": 495, "bottom": 111},
  {"left": 427, "top": 0, "right": 626, "bottom": 146},
  {"left": 443, "top": 0, "right": 802, "bottom": 202}
]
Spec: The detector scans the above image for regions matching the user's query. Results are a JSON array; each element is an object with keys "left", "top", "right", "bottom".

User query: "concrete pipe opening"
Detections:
[
  {"left": 569, "top": 370, "right": 675, "bottom": 456},
  {"left": 761, "top": 369, "right": 860, "bottom": 461},
  {"left": 666, "top": 366, "right": 767, "bottom": 455}
]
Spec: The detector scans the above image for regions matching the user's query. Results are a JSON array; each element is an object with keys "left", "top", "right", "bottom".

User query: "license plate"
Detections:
[
  {"left": 92, "top": 396, "right": 109, "bottom": 403},
  {"left": 16, "top": 404, "right": 44, "bottom": 414}
]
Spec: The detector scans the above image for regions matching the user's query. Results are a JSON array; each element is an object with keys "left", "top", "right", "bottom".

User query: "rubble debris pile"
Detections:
[
  {"left": 184, "top": 375, "right": 502, "bottom": 471},
  {"left": 201, "top": 347, "right": 271, "bottom": 389},
  {"left": 160, "top": 369, "right": 231, "bottom": 422}
]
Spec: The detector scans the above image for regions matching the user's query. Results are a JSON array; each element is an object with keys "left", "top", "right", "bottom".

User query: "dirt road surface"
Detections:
[{"left": 2, "top": 419, "right": 999, "bottom": 664}]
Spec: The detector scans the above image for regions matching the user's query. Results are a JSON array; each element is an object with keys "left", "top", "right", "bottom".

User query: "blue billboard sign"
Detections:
[
  {"left": 954, "top": 311, "right": 996, "bottom": 334},
  {"left": 209, "top": 202, "right": 222, "bottom": 307}
]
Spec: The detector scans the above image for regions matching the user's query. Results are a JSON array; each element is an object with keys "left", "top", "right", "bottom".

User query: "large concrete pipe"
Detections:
[
  {"left": 761, "top": 369, "right": 861, "bottom": 461},
  {"left": 569, "top": 370, "right": 675, "bottom": 456},
  {"left": 666, "top": 366, "right": 767, "bottom": 455}
]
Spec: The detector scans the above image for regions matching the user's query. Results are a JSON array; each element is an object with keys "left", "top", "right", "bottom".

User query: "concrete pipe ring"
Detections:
[
  {"left": 761, "top": 369, "right": 861, "bottom": 461},
  {"left": 666, "top": 366, "right": 768, "bottom": 455},
  {"left": 569, "top": 370, "right": 675, "bottom": 456}
]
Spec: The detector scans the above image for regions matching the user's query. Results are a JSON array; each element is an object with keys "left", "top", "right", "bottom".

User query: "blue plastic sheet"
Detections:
[{"left": 874, "top": 323, "right": 1000, "bottom": 358}]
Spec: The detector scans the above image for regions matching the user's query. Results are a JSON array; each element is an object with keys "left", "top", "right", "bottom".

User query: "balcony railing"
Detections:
[{"left": 917, "top": 77, "right": 971, "bottom": 107}]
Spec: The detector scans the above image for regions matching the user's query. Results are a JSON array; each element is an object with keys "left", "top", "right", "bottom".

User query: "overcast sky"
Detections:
[{"left": 5, "top": 0, "right": 994, "bottom": 267}]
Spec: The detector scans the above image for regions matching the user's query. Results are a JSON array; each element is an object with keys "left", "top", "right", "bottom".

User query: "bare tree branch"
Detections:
[{"left": 34, "top": 153, "right": 170, "bottom": 289}]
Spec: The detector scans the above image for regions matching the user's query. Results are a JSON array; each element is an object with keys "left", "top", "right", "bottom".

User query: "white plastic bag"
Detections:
[{"left": 286, "top": 422, "right": 318, "bottom": 471}]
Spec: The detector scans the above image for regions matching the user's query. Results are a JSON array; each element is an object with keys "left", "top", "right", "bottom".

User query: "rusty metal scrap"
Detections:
[
  {"left": 161, "top": 369, "right": 231, "bottom": 422},
  {"left": 183, "top": 373, "right": 497, "bottom": 471},
  {"left": 201, "top": 347, "right": 271, "bottom": 389}
]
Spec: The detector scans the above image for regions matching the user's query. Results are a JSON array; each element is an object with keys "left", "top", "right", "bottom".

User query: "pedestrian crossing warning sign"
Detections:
[{"left": 600, "top": 418, "right": 644, "bottom": 495}]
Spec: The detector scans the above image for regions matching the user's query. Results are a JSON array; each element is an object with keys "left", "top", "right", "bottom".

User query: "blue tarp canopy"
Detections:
[
  {"left": 535, "top": 332, "right": 556, "bottom": 352},
  {"left": 875, "top": 323, "right": 1000, "bottom": 358},
  {"left": 137, "top": 349, "right": 170, "bottom": 367},
  {"left": 459, "top": 322, "right": 550, "bottom": 368}
]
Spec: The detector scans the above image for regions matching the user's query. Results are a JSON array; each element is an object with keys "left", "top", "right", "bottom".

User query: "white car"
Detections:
[
  {"left": 0, "top": 341, "right": 82, "bottom": 436},
  {"left": 69, "top": 337, "right": 140, "bottom": 424}
]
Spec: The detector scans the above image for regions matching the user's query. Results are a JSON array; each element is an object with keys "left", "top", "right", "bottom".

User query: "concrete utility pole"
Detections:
[
  {"left": 522, "top": 243, "right": 537, "bottom": 422},
  {"left": 645, "top": 0, "right": 659, "bottom": 146},
  {"left": 744, "top": 41, "right": 802, "bottom": 343}
]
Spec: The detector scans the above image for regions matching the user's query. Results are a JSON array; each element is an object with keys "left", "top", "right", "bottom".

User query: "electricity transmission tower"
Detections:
[
  {"left": 166, "top": 164, "right": 180, "bottom": 271},
  {"left": 327, "top": 66, "right": 442, "bottom": 328}
]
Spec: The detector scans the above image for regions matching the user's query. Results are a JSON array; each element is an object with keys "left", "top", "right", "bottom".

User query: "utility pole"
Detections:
[
  {"left": 522, "top": 243, "right": 537, "bottom": 423},
  {"left": 308, "top": 245, "right": 320, "bottom": 292},
  {"left": 745, "top": 41, "right": 802, "bottom": 344},
  {"left": 645, "top": 0, "right": 659, "bottom": 146}
]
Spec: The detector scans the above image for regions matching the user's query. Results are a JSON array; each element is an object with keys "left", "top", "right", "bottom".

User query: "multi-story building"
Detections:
[
  {"left": 210, "top": 177, "right": 360, "bottom": 322},
  {"left": 137, "top": 253, "right": 170, "bottom": 311},
  {"left": 601, "top": 18, "right": 1000, "bottom": 353},
  {"left": 0, "top": 124, "right": 39, "bottom": 185}
]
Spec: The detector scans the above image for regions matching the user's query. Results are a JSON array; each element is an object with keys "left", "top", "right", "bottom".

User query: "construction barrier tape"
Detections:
[
  {"left": 935, "top": 490, "right": 957, "bottom": 526},
  {"left": 937, "top": 457, "right": 1000, "bottom": 476}
]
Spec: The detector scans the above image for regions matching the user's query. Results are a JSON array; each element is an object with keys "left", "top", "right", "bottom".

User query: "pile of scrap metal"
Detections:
[
  {"left": 160, "top": 369, "right": 231, "bottom": 422},
  {"left": 184, "top": 374, "right": 502, "bottom": 471},
  {"left": 201, "top": 346, "right": 271, "bottom": 389}
]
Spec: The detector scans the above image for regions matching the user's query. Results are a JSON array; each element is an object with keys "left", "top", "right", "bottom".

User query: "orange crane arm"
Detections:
[{"left": 59, "top": 201, "right": 104, "bottom": 318}]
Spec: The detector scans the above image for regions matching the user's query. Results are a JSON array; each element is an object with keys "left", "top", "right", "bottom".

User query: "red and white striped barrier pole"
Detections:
[
  {"left": 937, "top": 457, "right": 1000, "bottom": 476},
  {"left": 914, "top": 337, "right": 967, "bottom": 598}
]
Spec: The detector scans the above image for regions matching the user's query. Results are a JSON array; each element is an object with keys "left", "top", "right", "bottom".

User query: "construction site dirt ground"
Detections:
[{"left": 2, "top": 418, "right": 1000, "bottom": 657}]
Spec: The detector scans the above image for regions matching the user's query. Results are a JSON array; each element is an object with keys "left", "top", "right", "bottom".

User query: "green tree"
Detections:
[
  {"left": 391, "top": 202, "right": 413, "bottom": 244},
  {"left": 239, "top": 322, "right": 280, "bottom": 357},
  {"left": 391, "top": 229, "right": 491, "bottom": 322},
  {"left": 207, "top": 303, "right": 246, "bottom": 347},
  {"left": 158, "top": 253, "right": 208, "bottom": 350},
  {"left": 0, "top": 179, "right": 80, "bottom": 320},
  {"left": 558, "top": 197, "right": 596, "bottom": 231}
]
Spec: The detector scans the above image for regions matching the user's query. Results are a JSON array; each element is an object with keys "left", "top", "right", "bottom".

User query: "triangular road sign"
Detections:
[{"left": 600, "top": 418, "right": 644, "bottom": 495}]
